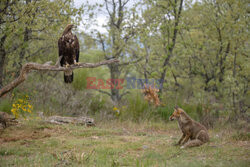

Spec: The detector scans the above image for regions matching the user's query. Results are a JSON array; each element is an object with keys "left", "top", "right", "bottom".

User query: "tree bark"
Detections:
[
  {"left": 110, "top": 63, "right": 120, "bottom": 103},
  {"left": 103, "top": 0, "right": 133, "bottom": 103},
  {"left": 0, "top": 35, "right": 7, "bottom": 89},
  {"left": 159, "top": 0, "right": 183, "bottom": 94},
  {"left": 232, "top": 51, "right": 237, "bottom": 118}
]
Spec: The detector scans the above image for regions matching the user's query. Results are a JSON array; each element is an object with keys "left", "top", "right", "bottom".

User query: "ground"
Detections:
[{"left": 0, "top": 119, "right": 249, "bottom": 167}]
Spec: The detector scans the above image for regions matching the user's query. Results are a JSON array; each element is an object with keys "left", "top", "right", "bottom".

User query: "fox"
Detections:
[{"left": 169, "top": 106, "right": 209, "bottom": 149}]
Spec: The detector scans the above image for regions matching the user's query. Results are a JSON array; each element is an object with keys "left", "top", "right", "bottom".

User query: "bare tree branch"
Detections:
[
  {"left": 0, "top": 58, "right": 119, "bottom": 97},
  {"left": 97, "top": 32, "right": 108, "bottom": 59},
  {"left": 118, "top": 57, "right": 143, "bottom": 66},
  {"left": 120, "top": 90, "right": 130, "bottom": 99},
  {"left": 96, "top": 89, "right": 112, "bottom": 96}
]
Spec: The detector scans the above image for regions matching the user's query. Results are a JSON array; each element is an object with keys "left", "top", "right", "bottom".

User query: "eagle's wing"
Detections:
[
  {"left": 73, "top": 35, "right": 80, "bottom": 62},
  {"left": 58, "top": 37, "right": 63, "bottom": 57},
  {"left": 58, "top": 37, "right": 65, "bottom": 66}
]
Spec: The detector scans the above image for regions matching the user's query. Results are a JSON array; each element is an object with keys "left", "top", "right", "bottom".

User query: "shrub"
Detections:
[
  {"left": 11, "top": 94, "right": 33, "bottom": 118},
  {"left": 0, "top": 99, "right": 12, "bottom": 114},
  {"left": 89, "top": 94, "right": 106, "bottom": 114},
  {"left": 155, "top": 106, "right": 174, "bottom": 121},
  {"left": 120, "top": 93, "right": 149, "bottom": 122},
  {"left": 72, "top": 69, "right": 88, "bottom": 91}
]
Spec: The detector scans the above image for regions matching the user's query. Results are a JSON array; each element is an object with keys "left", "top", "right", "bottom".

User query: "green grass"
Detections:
[{"left": 0, "top": 120, "right": 249, "bottom": 167}]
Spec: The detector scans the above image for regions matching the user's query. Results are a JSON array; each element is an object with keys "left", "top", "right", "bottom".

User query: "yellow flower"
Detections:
[
  {"left": 11, "top": 108, "right": 16, "bottom": 113},
  {"left": 11, "top": 109, "right": 19, "bottom": 118},
  {"left": 115, "top": 110, "right": 120, "bottom": 116},
  {"left": 28, "top": 104, "right": 33, "bottom": 109},
  {"left": 10, "top": 97, "right": 32, "bottom": 118},
  {"left": 113, "top": 107, "right": 118, "bottom": 111}
]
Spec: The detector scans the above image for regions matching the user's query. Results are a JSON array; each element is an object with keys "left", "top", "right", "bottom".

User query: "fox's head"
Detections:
[{"left": 169, "top": 106, "right": 183, "bottom": 121}]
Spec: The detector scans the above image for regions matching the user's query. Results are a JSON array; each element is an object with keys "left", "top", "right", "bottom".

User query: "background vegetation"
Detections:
[
  {"left": 0, "top": 0, "right": 249, "bottom": 133},
  {"left": 0, "top": 0, "right": 249, "bottom": 166}
]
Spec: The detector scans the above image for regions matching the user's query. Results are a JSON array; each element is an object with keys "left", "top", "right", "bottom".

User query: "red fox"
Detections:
[{"left": 169, "top": 106, "right": 209, "bottom": 148}]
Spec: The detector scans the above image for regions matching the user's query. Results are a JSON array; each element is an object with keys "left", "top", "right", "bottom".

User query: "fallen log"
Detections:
[{"left": 46, "top": 115, "right": 95, "bottom": 126}]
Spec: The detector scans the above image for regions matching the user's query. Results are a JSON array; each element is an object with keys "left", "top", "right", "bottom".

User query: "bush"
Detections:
[
  {"left": 72, "top": 69, "right": 88, "bottom": 91},
  {"left": 0, "top": 99, "right": 12, "bottom": 114},
  {"left": 155, "top": 106, "right": 174, "bottom": 121},
  {"left": 89, "top": 94, "right": 106, "bottom": 114},
  {"left": 232, "top": 132, "right": 250, "bottom": 141},
  {"left": 10, "top": 95, "right": 33, "bottom": 118},
  {"left": 120, "top": 93, "right": 149, "bottom": 122}
]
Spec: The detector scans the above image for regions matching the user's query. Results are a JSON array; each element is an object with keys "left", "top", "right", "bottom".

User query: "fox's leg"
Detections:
[
  {"left": 180, "top": 133, "right": 191, "bottom": 145},
  {"left": 196, "top": 130, "right": 209, "bottom": 143},
  {"left": 176, "top": 134, "right": 185, "bottom": 145},
  {"left": 181, "top": 139, "right": 204, "bottom": 149}
]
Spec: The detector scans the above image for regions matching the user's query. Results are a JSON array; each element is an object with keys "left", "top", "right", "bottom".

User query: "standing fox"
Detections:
[{"left": 169, "top": 106, "right": 209, "bottom": 148}]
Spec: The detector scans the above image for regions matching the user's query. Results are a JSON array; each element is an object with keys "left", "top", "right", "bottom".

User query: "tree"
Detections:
[
  {"left": 0, "top": 0, "right": 83, "bottom": 88},
  {"left": 85, "top": 0, "right": 141, "bottom": 103},
  {"left": 174, "top": 0, "right": 249, "bottom": 117},
  {"left": 138, "top": 0, "right": 184, "bottom": 95}
]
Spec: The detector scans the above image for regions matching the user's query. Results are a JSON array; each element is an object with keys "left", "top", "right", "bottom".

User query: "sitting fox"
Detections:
[{"left": 169, "top": 106, "right": 209, "bottom": 148}]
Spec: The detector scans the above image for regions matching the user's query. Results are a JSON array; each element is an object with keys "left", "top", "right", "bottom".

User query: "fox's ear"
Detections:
[
  {"left": 174, "top": 105, "right": 179, "bottom": 109},
  {"left": 176, "top": 108, "right": 184, "bottom": 114}
]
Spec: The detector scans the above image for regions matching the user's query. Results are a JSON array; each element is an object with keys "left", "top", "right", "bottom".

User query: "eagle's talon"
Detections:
[{"left": 74, "top": 60, "right": 80, "bottom": 65}]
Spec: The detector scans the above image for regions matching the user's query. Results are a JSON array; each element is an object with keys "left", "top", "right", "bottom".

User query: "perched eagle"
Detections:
[{"left": 58, "top": 24, "right": 80, "bottom": 83}]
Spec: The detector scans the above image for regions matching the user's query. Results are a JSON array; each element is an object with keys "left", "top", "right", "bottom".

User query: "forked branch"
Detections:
[{"left": 0, "top": 58, "right": 119, "bottom": 97}]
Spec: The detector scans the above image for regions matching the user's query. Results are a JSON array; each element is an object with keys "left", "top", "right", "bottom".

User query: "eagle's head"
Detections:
[
  {"left": 66, "top": 24, "right": 74, "bottom": 30},
  {"left": 63, "top": 24, "right": 76, "bottom": 35}
]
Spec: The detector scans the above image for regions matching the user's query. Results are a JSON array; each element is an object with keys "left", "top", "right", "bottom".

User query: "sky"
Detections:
[
  {"left": 74, "top": 0, "right": 108, "bottom": 33},
  {"left": 73, "top": 0, "right": 139, "bottom": 33}
]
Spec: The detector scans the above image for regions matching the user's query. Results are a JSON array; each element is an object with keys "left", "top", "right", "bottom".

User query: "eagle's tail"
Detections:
[{"left": 64, "top": 71, "right": 73, "bottom": 83}]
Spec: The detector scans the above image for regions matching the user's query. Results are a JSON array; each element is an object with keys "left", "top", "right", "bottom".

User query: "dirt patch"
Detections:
[{"left": 0, "top": 129, "right": 51, "bottom": 144}]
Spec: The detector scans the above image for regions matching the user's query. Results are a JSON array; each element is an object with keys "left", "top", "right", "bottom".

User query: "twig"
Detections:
[{"left": 95, "top": 89, "right": 112, "bottom": 96}]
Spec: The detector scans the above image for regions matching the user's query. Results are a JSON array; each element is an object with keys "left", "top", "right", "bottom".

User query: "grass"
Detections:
[{"left": 0, "top": 119, "right": 249, "bottom": 167}]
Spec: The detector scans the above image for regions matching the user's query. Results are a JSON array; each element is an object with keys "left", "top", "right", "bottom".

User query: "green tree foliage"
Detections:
[
  {"left": 82, "top": 0, "right": 142, "bottom": 103},
  {"left": 0, "top": 0, "right": 83, "bottom": 87},
  {"left": 176, "top": 0, "right": 249, "bottom": 115},
  {"left": 133, "top": 0, "right": 249, "bottom": 120},
  {"left": 0, "top": 0, "right": 248, "bottom": 122}
]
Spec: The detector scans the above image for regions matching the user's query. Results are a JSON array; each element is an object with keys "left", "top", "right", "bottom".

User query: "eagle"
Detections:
[{"left": 58, "top": 24, "right": 80, "bottom": 83}]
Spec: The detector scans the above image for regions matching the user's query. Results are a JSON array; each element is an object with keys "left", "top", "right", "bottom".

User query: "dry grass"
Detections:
[{"left": 0, "top": 119, "right": 249, "bottom": 167}]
